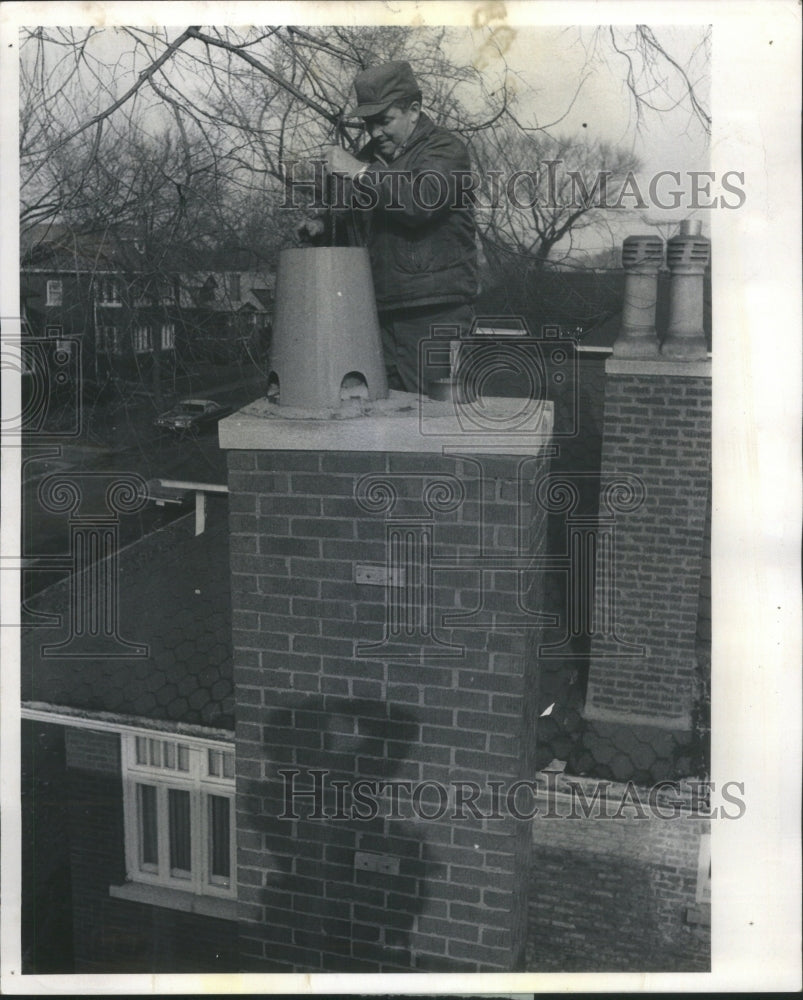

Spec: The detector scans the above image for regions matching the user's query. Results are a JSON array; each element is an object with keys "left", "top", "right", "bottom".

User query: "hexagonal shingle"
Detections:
[
  {"left": 210, "top": 677, "right": 231, "bottom": 703},
  {"left": 22, "top": 505, "right": 233, "bottom": 734}
]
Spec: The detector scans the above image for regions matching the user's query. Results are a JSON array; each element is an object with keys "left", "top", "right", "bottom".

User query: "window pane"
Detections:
[
  {"left": 208, "top": 749, "right": 220, "bottom": 777},
  {"left": 168, "top": 789, "right": 191, "bottom": 873},
  {"left": 177, "top": 744, "right": 190, "bottom": 771},
  {"left": 222, "top": 752, "right": 235, "bottom": 779},
  {"left": 209, "top": 795, "right": 231, "bottom": 879},
  {"left": 161, "top": 323, "right": 175, "bottom": 349},
  {"left": 137, "top": 784, "right": 158, "bottom": 866},
  {"left": 135, "top": 736, "right": 148, "bottom": 765},
  {"left": 149, "top": 738, "right": 160, "bottom": 766},
  {"left": 163, "top": 741, "right": 176, "bottom": 769}
]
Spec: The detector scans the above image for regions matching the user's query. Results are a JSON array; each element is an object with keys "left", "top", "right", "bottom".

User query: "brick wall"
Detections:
[
  {"left": 585, "top": 372, "right": 711, "bottom": 727},
  {"left": 228, "top": 447, "right": 551, "bottom": 972},
  {"left": 528, "top": 784, "right": 710, "bottom": 971},
  {"left": 21, "top": 720, "right": 74, "bottom": 973},
  {"left": 64, "top": 727, "right": 237, "bottom": 973}
]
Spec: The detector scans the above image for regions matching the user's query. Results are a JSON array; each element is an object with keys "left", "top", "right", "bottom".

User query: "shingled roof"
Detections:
[{"left": 22, "top": 503, "right": 233, "bottom": 732}]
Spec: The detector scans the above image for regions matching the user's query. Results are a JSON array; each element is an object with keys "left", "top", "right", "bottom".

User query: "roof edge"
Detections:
[{"left": 21, "top": 701, "right": 234, "bottom": 743}]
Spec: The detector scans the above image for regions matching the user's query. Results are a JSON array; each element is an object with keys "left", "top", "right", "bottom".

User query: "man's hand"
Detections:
[
  {"left": 296, "top": 217, "right": 326, "bottom": 245},
  {"left": 324, "top": 145, "right": 366, "bottom": 178}
]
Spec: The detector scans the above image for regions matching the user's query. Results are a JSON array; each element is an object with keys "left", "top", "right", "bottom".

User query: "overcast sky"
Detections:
[
  {"left": 456, "top": 23, "right": 712, "bottom": 242},
  {"left": 483, "top": 25, "right": 710, "bottom": 172},
  {"left": 76, "top": 21, "right": 710, "bottom": 170},
  {"left": 37, "top": 20, "right": 711, "bottom": 251}
]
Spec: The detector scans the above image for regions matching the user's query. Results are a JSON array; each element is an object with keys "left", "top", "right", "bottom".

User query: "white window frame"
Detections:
[
  {"left": 46, "top": 279, "right": 63, "bottom": 306},
  {"left": 133, "top": 325, "right": 152, "bottom": 354},
  {"left": 98, "top": 325, "right": 119, "bottom": 354},
  {"left": 160, "top": 322, "right": 176, "bottom": 350},
  {"left": 121, "top": 733, "right": 236, "bottom": 901},
  {"left": 99, "top": 277, "right": 121, "bottom": 305}
]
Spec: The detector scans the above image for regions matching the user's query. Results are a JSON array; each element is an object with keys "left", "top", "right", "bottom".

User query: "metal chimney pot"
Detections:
[
  {"left": 679, "top": 219, "right": 703, "bottom": 236},
  {"left": 268, "top": 247, "right": 389, "bottom": 409},
  {"left": 612, "top": 235, "right": 664, "bottom": 359},
  {"left": 661, "top": 230, "right": 710, "bottom": 361}
]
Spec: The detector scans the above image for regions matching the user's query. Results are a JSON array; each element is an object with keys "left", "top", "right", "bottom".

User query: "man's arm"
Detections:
[{"left": 326, "top": 133, "right": 475, "bottom": 228}]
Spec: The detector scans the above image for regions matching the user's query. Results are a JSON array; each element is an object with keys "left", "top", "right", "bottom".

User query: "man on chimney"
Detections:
[{"left": 320, "top": 61, "right": 478, "bottom": 395}]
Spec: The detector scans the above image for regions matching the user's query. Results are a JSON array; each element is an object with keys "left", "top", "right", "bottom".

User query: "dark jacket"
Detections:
[{"left": 347, "top": 113, "right": 478, "bottom": 312}]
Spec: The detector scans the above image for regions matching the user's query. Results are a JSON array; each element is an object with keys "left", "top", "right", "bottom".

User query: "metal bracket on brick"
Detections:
[
  {"left": 354, "top": 851, "right": 401, "bottom": 875},
  {"left": 355, "top": 564, "right": 405, "bottom": 587}
]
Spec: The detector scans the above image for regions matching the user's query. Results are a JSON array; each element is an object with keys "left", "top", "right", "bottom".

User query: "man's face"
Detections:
[{"left": 364, "top": 103, "right": 420, "bottom": 159}]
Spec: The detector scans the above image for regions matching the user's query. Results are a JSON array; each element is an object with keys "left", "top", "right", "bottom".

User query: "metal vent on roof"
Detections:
[
  {"left": 621, "top": 235, "right": 664, "bottom": 268},
  {"left": 666, "top": 237, "right": 711, "bottom": 267}
]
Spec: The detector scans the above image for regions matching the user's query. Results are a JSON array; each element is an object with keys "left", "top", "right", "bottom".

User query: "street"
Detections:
[{"left": 20, "top": 372, "right": 263, "bottom": 603}]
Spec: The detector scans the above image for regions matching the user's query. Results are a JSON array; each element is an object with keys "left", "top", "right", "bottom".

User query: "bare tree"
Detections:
[
  {"left": 610, "top": 25, "right": 710, "bottom": 137},
  {"left": 16, "top": 21, "right": 711, "bottom": 462},
  {"left": 470, "top": 127, "right": 641, "bottom": 274},
  {"left": 572, "top": 25, "right": 711, "bottom": 139},
  {"left": 20, "top": 23, "right": 710, "bottom": 250}
]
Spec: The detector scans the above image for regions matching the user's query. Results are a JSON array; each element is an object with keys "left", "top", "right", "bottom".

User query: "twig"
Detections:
[{"left": 22, "top": 28, "right": 200, "bottom": 160}]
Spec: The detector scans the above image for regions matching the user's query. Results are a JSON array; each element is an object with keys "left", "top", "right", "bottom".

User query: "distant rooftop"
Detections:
[{"left": 21, "top": 222, "right": 275, "bottom": 278}]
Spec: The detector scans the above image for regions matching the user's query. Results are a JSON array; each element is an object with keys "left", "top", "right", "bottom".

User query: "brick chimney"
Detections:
[
  {"left": 584, "top": 231, "right": 711, "bottom": 741},
  {"left": 220, "top": 390, "right": 553, "bottom": 971}
]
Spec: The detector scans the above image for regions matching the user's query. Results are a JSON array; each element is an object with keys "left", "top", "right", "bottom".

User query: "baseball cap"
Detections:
[{"left": 352, "top": 61, "right": 420, "bottom": 118}]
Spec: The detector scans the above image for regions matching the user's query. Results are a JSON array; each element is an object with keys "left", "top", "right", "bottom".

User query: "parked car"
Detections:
[{"left": 153, "top": 398, "right": 232, "bottom": 434}]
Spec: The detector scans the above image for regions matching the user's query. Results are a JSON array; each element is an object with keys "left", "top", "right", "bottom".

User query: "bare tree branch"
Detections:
[{"left": 22, "top": 27, "right": 201, "bottom": 160}]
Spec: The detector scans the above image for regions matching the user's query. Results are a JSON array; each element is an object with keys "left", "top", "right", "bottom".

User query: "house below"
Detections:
[
  {"left": 20, "top": 224, "right": 274, "bottom": 396},
  {"left": 20, "top": 231, "right": 712, "bottom": 974},
  {"left": 22, "top": 503, "right": 237, "bottom": 973}
]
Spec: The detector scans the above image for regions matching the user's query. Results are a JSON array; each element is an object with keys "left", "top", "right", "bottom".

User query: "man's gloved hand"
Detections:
[{"left": 324, "top": 145, "right": 367, "bottom": 179}]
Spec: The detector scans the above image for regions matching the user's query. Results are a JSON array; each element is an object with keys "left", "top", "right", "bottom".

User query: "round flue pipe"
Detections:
[
  {"left": 679, "top": 219, "right": 703, "bottom": 236},
  {"left": 268, "top": 247, "right": 389, "bottom": 409},
  {"left": 612, "top": 235, "right": 664, "bottom": 359},
  {"left": 661, "top": 227, "right": 710, "bottom": 360}
]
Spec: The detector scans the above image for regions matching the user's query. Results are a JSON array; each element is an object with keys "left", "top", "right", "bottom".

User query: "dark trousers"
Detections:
[{"left": 379, "top": 302, "right": 475, "bottom": 395}]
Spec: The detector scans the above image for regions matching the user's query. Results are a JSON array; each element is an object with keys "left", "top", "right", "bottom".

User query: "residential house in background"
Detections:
[
  {"left": 182, "top": 270, "right": 274, "bottom": 366},
  {"left": 20, "top": 224, "right": 275, "bottom": 392}
]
